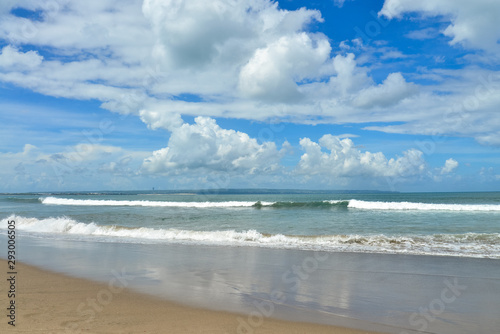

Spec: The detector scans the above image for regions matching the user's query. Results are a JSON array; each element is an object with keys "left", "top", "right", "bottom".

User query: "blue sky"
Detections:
[{"left": 0, "top": 0, "right": 499, "bottom": 192}]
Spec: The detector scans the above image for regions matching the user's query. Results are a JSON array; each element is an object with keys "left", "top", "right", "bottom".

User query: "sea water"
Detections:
[{"left": 1, "top": 191, "right": 499, "bottom": 258}]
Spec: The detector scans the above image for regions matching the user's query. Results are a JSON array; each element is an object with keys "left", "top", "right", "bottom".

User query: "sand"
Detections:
[
  {"left": 1, "top": 260, "right": 381, "bottom": 334},
  {"left": 5, "top": 236, "right": 500, "bottom": 334}
]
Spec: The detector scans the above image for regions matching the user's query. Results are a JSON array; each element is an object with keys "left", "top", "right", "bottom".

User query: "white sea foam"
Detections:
[
  {"left": 40, "top": 197, "right": 500, "bottom": 212},
  {"left": 3, "top": 215, "right": 500, "bottom": 259},
  {"left": 348, "top": 200, "right": 500, "bottom": 211},
  {"left": 40, "top": 197, "right": 272, "bottom": 208}
]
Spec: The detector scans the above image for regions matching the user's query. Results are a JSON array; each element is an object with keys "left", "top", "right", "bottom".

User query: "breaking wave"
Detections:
[
  {"left": 347, "top": 200, "right": 500, "bottom": 211},
  {"left": 40, "top": 197, "right": 271, "bottom": 208},
  {"left": 40, "top": 197, "right": 500, "bottom": 212},
  {"left": 3, "top": 215, "right": 499, "bottom": 259}
]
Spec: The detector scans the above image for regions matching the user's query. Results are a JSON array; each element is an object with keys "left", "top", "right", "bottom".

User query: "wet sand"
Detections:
[
  {"left": 2, "top": 235, "right": 500, "bottom": 333},
  {"left": 1, "top": 259, "right": 381, "bottom": 334}
]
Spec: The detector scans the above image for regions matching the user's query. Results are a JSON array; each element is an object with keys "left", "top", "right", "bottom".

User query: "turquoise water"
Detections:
[{"left": 1, "top": 191, "right": 499, "bottom": 258}]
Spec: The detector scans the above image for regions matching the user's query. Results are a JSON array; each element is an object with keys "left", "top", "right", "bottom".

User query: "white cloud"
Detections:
[
  {"left": 141, "top": 117, "right": 285, "bottom": 175},
  {"left": 45, "top": 144, "right": 123, "bottom": 164},
  {"left": 333, "top": 0, "right": 353, "bottom": 8},
  {"left": 379, "top": 50, "right": 408, "bottom": 60},
  {"left": 0, "top": 142, "right": 148, "bottom": 191},
  {"left": 0, "top": 45, "right": 42, "bottom": 69},
  {"left": 380, "top": 0, "right": 500, "bottom": 53},
  {"left": 143, "top": 0, "right": 254, "bottom": 69},
  {"left": 239, "top": 33, "right": 331, "bottom": 102},
  {"left": 0, "top": 0, "right": 424, "bottom": 118},
  {"left": 405, "top": 27, "right": 439, "bottom": 40},
  {"left": 299, "top": 53, "right": 372, "bottom": 101},
  {"left": 0, "top": 0, "right": 425, "bottom": 128},
  {"left": 353, "top": 72, "right": 417, "bottom": 108},
  {"left": 0, "top": 0, "right": 499, "bottom": 196},
  {"left": 142, "top": 0, "right": 327, "bottom": 101},
  {"left": 329, "top": 53, "right": 372, "bottom": 96},
  {"left": 139, "top": 109, "right": 184, "bottom": 132},
  {"left": 295, "top": 135, "right": 426, "bottom": 180},
  {"left": 479, "top": 167, "right": 500, "bottom": 183},
  {"left": 441, "top": 158, "right": 458, "bottom": 174},
  {"left": 476, "top": 132, "right": 500, "bottom": 147},
  {"left": 0, "top": 0, "right": 153, "bottom": 59},
  {"left": 0, "top": 0, "right": 156, "bottom": 110},
  {"left": 143, "top": 0, "right": 323, "bottom": 69},
  {"left": 363, "top": 68, "right": 500, "bottom": 144}
]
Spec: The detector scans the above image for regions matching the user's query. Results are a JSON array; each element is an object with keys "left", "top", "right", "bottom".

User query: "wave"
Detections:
[
  {"left": 40, "top": 197, "right": 347, "bottom": 209},
  {"left": 3, "top": 215, "right": 500, "bottom": 259},
  {"left": 347, "top": 200, "right": 500, "bottom": 211},
  {"left": 40, "top": 197, "right": 500, "bottom": 212},
  {"left": 1, "top": 197, "right": 41, "bottom": 204},
  {"left": 253, "top": 200, "right": 349, "bottom": 209},
  {"left": 40, "top": 197, "right": 271, "bottom": 208}
]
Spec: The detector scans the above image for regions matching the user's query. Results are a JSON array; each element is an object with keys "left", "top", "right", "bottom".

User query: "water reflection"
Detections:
[{"left": 9, "top": 234, "right": 500, "bottom": 334}]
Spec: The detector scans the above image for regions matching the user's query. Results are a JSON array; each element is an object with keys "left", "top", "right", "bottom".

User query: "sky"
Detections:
[{"left": 0, "top": 0, "right": 499, "bottom": 193}]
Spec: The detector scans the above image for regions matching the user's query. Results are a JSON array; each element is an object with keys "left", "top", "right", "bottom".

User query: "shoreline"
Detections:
[
  {"left": 2, "top": 234, "right": 499, "bottom": 333},
  {"left": 0, "top": 259, "right": 382, "bottom": 333}
]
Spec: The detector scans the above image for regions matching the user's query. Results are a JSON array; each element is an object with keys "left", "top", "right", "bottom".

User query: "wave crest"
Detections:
[
  {"left": 40, "top": 197, "right": 268, "bottom": 208},
  {"left": 40, "top": 197, "right": 500, "bottom": 212},
  {"left": 3, "top": 215, "right": 499, "bottom": 258},
  {"left": 348, "top": 200, "right": 500, "bottom": 211}
]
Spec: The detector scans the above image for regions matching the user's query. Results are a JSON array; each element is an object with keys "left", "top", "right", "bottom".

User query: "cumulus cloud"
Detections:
[
  {"left": 0, "top": 0, "right": 155, "bottom": 110},
  {"left": 299, "top": 52, "right": 372, "bottom": 101},
  {"left": 143, "top": 0, "right": 253, "bottom": 69},
  {"left": 142, "top": 0, "right": 329, "bottom": 101},
  {"left": 142, "top": 117, "right": 286, "bottom": 175},
  {"left": 0, "top": 0, "right": 425, "bottom": 125},
  {"left": 0, "top": 0, "right": 499, "bottom": 196},
  {"left": 0, "top": 45, "right": 42, "bottom": 69},
  {"left": 353, "top": 72, "right": 417, "bottom": 108},
  {"left": 0, "top": 1, "right": 153, "bottom": 59},
  {"left": 329, "top": 53, "right": 372, "bottom": 96},
  {"left": 380, "top": 0, "right": 500, "bottom": 53},
  {"left": 143, "top": 0, "right": 323, "bottom": 69},
  {"left": 139, "top": 109, "right": 184, "bottom": 132},
  {"left": 143, "top": 0, "right": 324, "bottom": 65},
  {"left": 0, "top": 0, "right": 430, "bottom": 123},
  {"left": 295, "top": 135, "right": 426, "bottom": 179},
  {"left": 441, "top": 158, "right": 458, "bottom": 174},
  {"left": 239, "top": 33, "right": 331, "bottom": 102}
]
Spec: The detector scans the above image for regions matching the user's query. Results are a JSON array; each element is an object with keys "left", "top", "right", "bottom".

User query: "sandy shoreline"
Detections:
[
  {"left": 2, "top": 234, "right": 499, "bottom": 333},
  {"left": 1, "top": 259, "right": 381, "bottom": 334}
]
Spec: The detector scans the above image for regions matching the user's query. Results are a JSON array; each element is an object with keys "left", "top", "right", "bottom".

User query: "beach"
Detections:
[
  {"left": 2, "top": 0, "right": 500, "bottom": 331},
  {"left": 1, "top": 259, "right": 383, "bottom": 334},
  {"left": 2, "top": 234, "right": 500, "bottom": 333},
  {"left": 1, "top": 192, "right": 500, "bottom": 333}
]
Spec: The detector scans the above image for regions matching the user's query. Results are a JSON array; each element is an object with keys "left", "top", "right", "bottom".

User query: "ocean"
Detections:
[
  {"left": 1, "top": 191, "right": 499, "bottom": 258},
  {"left": 2, "top": 191, "right": 500, "bottom": 333}
]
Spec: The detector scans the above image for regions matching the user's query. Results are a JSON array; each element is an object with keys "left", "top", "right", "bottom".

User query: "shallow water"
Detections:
[
  {"left": 5, "top": 235, "right": 499, "bottom": 334},
  {"left": 1, "top": 191, "right": 499, "bottom": 258}
]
